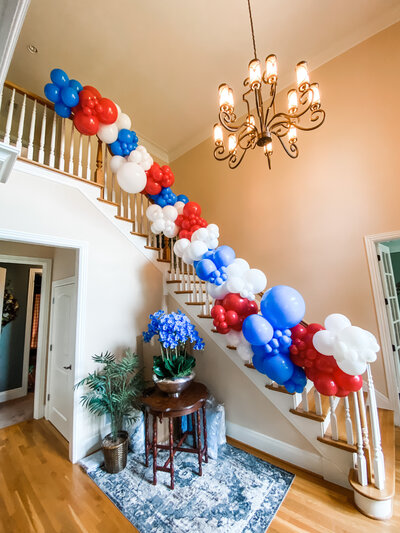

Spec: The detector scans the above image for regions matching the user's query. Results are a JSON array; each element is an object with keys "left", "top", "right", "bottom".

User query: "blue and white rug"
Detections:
[{"left": 80, "top": 444, "right": 294, "bottom": 533}]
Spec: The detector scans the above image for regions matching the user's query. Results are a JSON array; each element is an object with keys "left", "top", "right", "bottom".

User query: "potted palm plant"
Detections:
[
  {"left": 75, "top": 350, "right": 143, "bottom": 474},
  {"left": 143, "top": 310, "right": 205, "bottom": 397}
]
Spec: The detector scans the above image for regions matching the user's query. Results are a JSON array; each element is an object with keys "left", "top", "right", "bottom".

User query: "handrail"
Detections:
[{"left": 4, "top": 80, "right": 55, "bottom": 109}]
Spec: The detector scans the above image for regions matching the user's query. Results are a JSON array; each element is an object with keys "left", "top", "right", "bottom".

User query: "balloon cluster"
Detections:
[
  {"left": 225, "top": 330, "right": 254, "bottom": 361},
  {"left": 145, "top": 203, "right": 180, "bottom": 238},
  {"left": 44, "top": 68, "right": 82, "bottom": 118},
  {"left": 175, "top": 202, "right": 207, "bottom": 239},
  {"left": 110, "top": 129, "right": 138, "bottom": 156},
  {"left": 150, "top": 187, "right": 178, "bottom": 207},
  {"left": 243, "top": 285, "right": 307, "bottom": 393},
  {"left": 195, "top": 245, "right": 235, "bottom": 285},
  {"left": 211, "top": 293, "right": 258, "bottom": 334},
  {"left": 174, "top": 224, "right": 219, "bottom": 264},
  {"left": 109, "top": 146, "right": 153, "bottom": 194},
  {"left": 74, "top": 86, "right": 118, "bottom": 136},
  {"left": 207, "top": 258, "right": 267, "bottom": 302},
  {"left": 144, "top": 163, "right": 175, "bottom": 196},
  {"left": 313, "top": 314, "right": 379, "bottom": 376},
  {"left": 290, "top": 323, "right": 363, "bottom": 396}
]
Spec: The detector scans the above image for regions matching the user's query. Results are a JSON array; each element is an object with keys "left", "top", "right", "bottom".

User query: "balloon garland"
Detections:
[{"left": 44, "top": 67, "right": 381, "bottom": 397}]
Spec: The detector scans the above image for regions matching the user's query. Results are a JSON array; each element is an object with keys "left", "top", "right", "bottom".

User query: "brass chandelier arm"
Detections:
[
  {"left": 263, "top": 83, "right": 277, "bottom": 129},
  {"left": 214, "top": 144, "right": 248, "bottom": 170},
  {"left": 218, "top": 109, "right": 241, "bottom": 133},
  {"left": 273, "top": 132, "right": 299, "bottom": 159}
]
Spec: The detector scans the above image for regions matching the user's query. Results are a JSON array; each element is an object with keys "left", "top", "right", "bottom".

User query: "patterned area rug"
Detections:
[{"left": 80, "top": 444, "right": 294, "bottom": 533}]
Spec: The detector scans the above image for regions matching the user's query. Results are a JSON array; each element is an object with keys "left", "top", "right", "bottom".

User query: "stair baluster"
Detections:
[
  {"left": 68, "top": 123, "right": 75, "bottom": 174},
  {"left": 4, "top": 87, "right": 15, "bottom": 145},
  {"left": 16, "top": 93, "right": 26, "bottom": 153},
  {"left": 353, "top": 391, "right": 368, "bottom": 485},
  {"left": 49, "top": 110, "right": 56, "bottom": 167},
  {"left": 301, "top": 388, "right": 309, "bottom": 412},
  {"left": 344, "top": 396, "right": 354, "bottom": 446},
  {"left": 38, "top": 104, "right": 47, "bottom": 164},
  {"left": 357, "top": 389, "right": 373, "bottom": 483},
  {"left": 27, "top": 99, "right": 36, "bottom": 160},
  {"left": 94, "top": 139, "right": 104, "bottom": 195},
  {"left": 329, "top": 396, "right": 339, "bottom": 440},
  {"left": 86, "top": 136, "right": 91, "bottom": 180},
  {"left": 59, "top": 117, "right": 65, "bottom": 171},
  {"left": 366, "top": 364, "right": 385, "bottom": 489},
  {"left": 77, "top": 133, "right": 83, "bottom": 177}
]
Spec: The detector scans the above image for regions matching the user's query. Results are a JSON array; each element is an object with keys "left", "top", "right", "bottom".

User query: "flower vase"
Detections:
[{"left": 153, "top": 372, "right": 195, "bottom": 398}]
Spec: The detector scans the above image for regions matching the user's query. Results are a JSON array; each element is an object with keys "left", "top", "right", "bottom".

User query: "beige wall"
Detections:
[{"left": 171, "top": 22, "right": 400, "bottom": 398}]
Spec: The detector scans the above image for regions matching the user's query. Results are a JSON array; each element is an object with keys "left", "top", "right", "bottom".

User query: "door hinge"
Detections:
[
  {"left": 47, "top": 393, "right": 50, "bottom": 401},
  {"left": 377, "top": 254, "right": 381, "bottom": 262},
  {"left": 50, "top": 344, "right": 53, "bottom": 351},
  {"left": 392, "top": 344, "right": 396, "bottom": 351},
  {"left": 385, "top": 298, "right": 388, "bottom": 305},
  {"left": 52, "top": 297, "right": 55, "bottom": 304}
]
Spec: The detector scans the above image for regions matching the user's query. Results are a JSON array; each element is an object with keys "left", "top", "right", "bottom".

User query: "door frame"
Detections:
[
  {"left": 0, "top": 255, "right": 50, "bottom": 411},
  {"left": 365, "top": 231, "right": 400, "bottom": 424},
  {"left": 0, "top": 228, "right": 88, "bottom": 463},
  {"left": 45, "top": 277, "right": 77, "bottom": 438}
]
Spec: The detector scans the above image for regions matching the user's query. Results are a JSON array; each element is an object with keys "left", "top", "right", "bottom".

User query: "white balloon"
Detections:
[
  {"left": 189, "top": 240, "right": 208, "bottom": 261},
  {"left": 244, "top": 269, "right": 267, "bottom": 294},
  {"left": 313, "top": 330, "right": 335, "bottom": 355},
  {"left": 128, "top": 150, "right": 142, "bottom": 164},
  {"left": 110, "top": 155, "right": 125, "bottom": 174},
  {"left": 337, "top": 359, "right": 367, "bottom": 376},
  {"left": 237, "top": 341, "right": 253, "bottom": 361},
  {"left": 174, "top": 238, "right": 190, "bottom": 257},
  {"left": 141, "top": 155, "right": 153, "bottom": 171},
  {"left": 164, "top": 224, "right": 179, "bottom": 238},
  {"left": 174, "top": 201, "right": 185, "bottom": 215},
  {"left": 207, "top": 223, "right": 219, "bottom": 237},
  {"left": 226, "top": 276, "right": 245, "bottom": 294},
  {"left": 152, "top": 218, "right": 165, "bottom": 233},
  {"left": 146, "top": 204, "right": 163, "bottom": 222},
  {"left": 116, "top": 162, "right": 146, "bottom": 194},
  {"left": 115, "top": 103, "right": 121, "bottom": 116},
  {"left": 116, "top": 112, "right": 131, "bottom": 131},
  {"left": 207, "top": 282, "right": 229, "bottom": 300},
  {"left": 163, "top": 205, "right": 178, "bottom": 222},
  {"left": 226, "top": 330, "right": 241, "bottom": 347},
  {"left": 98, "top": 123, "right": 119, "bottom": 144},
  {"left": 182, "top": 247, "right": 194, "bottom": 265},
  {"left": 227, "top": 258, "right": 249, "bottom": 277},
  {"left": 324, "top": 313, "right": 352, "bottom": 333},
  {"left": 208, "top": 237, "right": 219, "bottom": 250}
]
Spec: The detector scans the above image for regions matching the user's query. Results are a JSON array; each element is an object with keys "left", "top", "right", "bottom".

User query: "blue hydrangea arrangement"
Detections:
[{"left": 143, "top": 310, "right": 205, "bottom": 379}]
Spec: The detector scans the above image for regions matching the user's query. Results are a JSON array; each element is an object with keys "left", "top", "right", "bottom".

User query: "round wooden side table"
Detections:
[{"left": 141, "top": 382, "right": 208, "bottom": 490}]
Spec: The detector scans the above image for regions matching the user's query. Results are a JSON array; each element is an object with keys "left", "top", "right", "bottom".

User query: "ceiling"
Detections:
[{"left": 7, "top": 0, "right": 400, "bottom": 161}]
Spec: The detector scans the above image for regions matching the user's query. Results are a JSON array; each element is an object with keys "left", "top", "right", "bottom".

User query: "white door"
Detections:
[
  {"left": 47, "top": 281, "right": 76, "bottom": 441},
  {"left": 377, "top": 243, "right": 400, "bottom": 392},
  {"left": 0, "top": 267, "right": 6, "bottom": 337}
]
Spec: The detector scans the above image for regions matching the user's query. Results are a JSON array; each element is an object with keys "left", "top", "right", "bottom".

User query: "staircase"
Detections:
[{"left": 0, "top": 80, "right": 395, "bottom": 520}]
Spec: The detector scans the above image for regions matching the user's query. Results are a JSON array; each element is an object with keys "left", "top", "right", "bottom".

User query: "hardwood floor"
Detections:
[
  {"left": 0, "top": 418, "right": 398, "bottom": 532},
  {"left": 0, "top": 393, "right": 34, "bottom": 429}
]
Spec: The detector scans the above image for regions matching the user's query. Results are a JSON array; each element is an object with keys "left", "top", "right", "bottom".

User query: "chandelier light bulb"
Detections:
[
  {"left": 296, "top": 61, "right": 309, "bottom": 89},
  {"left": 265, "top": 54, "right": 277, "bottom": 83},
  {"left": 287, "top": 89, "right": 298, "bottom": 113},
  {"left": 288, "top": 125, "right": 297, "bottom": 144},
  {"left": 310, "top": 83, "right": 321, "bottom": 108},
  {"left": 213, "top": 123, "right": 223, "bottom": 145},
  {"left": 228, "top": 134, "right": 237, "bottom": 152},
  {"left": 249, "top": 59, "right": 262, "bottom": 87},
  {"left": 219, "top": 84, "right": 233, "bottom": 109},
  {"left": 264, "top": 142, "right": 273, "bottom": 155},
  {"left": 246, "top": 115, "right": 256, "bottom": 132}
]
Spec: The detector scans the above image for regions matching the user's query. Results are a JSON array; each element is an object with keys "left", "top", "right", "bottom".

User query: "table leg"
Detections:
[
  {"left": 152, "top": 415, "right": 158, "bottom": 485},
  {"left": 145, "top": 409, "right": 149, "bottom": 467},
  {"left": 202, "top": 404, "right": 208, "bottom": 463},
  {"left": 196, "top": 409, "right": 202, "bottom": 476},
  {"left": 169, "top": 417, "right": 174, "bottom": 490},
  {"left": 191, "top": 413, "right": 196, "bottom": 448}
]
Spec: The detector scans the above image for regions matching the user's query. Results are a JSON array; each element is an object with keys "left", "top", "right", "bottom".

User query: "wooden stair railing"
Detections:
[{"left": 1, "top": 81, "right": 393, "bottom": 519}]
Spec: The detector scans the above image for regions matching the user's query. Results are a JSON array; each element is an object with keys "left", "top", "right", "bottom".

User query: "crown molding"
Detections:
[{"left": 136, "top": 130, "right": 169, "bottom": 164}]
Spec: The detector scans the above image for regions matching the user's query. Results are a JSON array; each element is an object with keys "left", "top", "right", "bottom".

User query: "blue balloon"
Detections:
[
  {"left": 44, "top": 83, "right": 61, "bottom": 103},
  {"left": 213, "top": 245, "right": 235, "bottom": 269},
  {"left": 110, "top": 140, "right": 123, "bottom": 156},
  {"left": 263, "top": 354, "right": 294, "bottom": 384},
  {"left": 119, "top": 129, "right": 133, "bottom": 144},
  {"left": 177, "top": 194, "right": 189, "bottom": 204},
  {"left": 252, "top": 352, "right": 267, "bottom": 374},
  {"left": 50, "top": 68, "right": 69, "bottom": 88},
  {"left": 282, "top": 366, "right": 307, "bottom": 393},
  {"left": 68, "top": 79, "right": 83, "bottom": 92},
  {"left": 252, "top": 344, "right": 272, "bottom": 357},
  {"left": 61, "top": 86, "right": 79, "bottom": 107},
  {"left": 54, "top": 102, "right": 71, "bottom": 118},
  {"left": 260, "top": 285, "right": 305, "bottom": 330},
  {"left": 243, "top": 315, "right": 274, "bottom": 346},
  {"left": 195, "top": 259, "right": 217, "bottom": 281}
]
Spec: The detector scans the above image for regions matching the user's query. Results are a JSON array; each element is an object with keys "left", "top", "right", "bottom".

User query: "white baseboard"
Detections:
[
  {"left": 0, "top": 386, "right": 25, "bottom": 403},
  {"left": 226, "top": 420, "right": 323, "bottom": 477}
]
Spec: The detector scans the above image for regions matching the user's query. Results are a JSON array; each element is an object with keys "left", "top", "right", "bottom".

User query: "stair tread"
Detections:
[
  {"left": 348, "top": 408, "right": 395, "bottom": 501},
  {"left": 265, "top": 383, "right": 295, "bottom": 395},
  {"left": 198, "top": 314, "right": 213, "bottom": 319},
  {"left": 290, "top": 387, "right": 331, "bottom": 421}
]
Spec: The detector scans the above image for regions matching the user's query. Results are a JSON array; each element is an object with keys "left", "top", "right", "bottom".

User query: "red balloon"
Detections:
[
  {"left": 183, "top": 202, "right": 201, "bottom": 217},
  {"left": 146, "top": 180, "right": 161, "bottom": 195},
  {"left": 96, "top": 98, "right": 118, "bottom": 125},
  {"left": 73, "top": 110, "right": 99, "bottom": 135},
  {"left": 334, "top": 368, "right": 363, "bottom": 392},
  {"left": 179, "top": 229, "right": 191, "bottom": 240},
  {"left": 79, "top": 88, "right": 98, "bottom": 108},
  {"left": 226, "top": 310, "right": 239, "bottom": 326},
  {"left": 291, "top": 323, "right": 307, "bottom": 339},
  {"left": 83, "top": 85, "right": 102, "bottom": 99},
  {"left": 314, "top": 374, "right": 338, "bottom": 396}
]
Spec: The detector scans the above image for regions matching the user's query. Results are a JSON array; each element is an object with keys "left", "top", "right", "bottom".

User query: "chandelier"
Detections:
[{"left": 213, "top": 0, "right": 326, "bottom": 169}]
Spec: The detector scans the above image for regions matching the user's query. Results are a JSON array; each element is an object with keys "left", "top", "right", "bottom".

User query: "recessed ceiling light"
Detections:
[{"left": 27, "top": 44, "right": 38, "bottom": 54}]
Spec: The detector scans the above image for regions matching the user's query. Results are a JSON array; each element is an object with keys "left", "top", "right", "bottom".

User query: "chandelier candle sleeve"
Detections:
[
  {"left": 296, "top": 61, "right": 309, "bottom": 89},
  {"left": 214, "top": 124, "right": 223, "bottom": 146},
  {"left": 249, "top": 59, "right": 262, "bottom": 87},
  {"left": 228, "top": 134, "right": 237, "bottom": 152},
  {"left": 219, "top": 84, "right": 234, "bottom": 110},
  {"left": 287, "top": 90, "right": 298, "bottom": 114},
  {"left": 265, "top": 54, "right": 277, "bottom": 84},
  {"left": 310, "top": 83, "right": 321, "bottom": 109},
  {"left": 288, "top": 126, "right": 297, "bottom": 144}
]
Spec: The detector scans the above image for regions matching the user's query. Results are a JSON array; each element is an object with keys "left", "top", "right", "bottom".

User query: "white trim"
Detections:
[
  {"left": 0, "top": 0, "right": 31, "bottom": 88},
  {"left": 0, "top": 229, "right": 87, "bottom": 464},
  {"left": 364, "top": 232, "right": 400, "bottom": 425},
  {"left": 226, "top": 420, "right": 322, "bottom": 477},
  {"left": 0, "top": 254, "right": 51, "bottom": 418},
  {"left": 353, "top": 490, "right": 393, "bottom": 521},
  {"left": 0, "top": 386, "right": 24, "bottom": 402},
  {"left": 21, "top": 268, "right": 42, "bottom": 398}
]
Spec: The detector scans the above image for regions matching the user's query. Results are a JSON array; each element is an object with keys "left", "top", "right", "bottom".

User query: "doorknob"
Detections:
[{"left": 63, "top": 364, "right": 72, "bottom": 370}]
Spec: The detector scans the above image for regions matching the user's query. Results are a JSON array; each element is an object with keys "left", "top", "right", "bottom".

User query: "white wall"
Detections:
[{"left": 0, "top": 168, "right": 164, "bottom": 458}]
